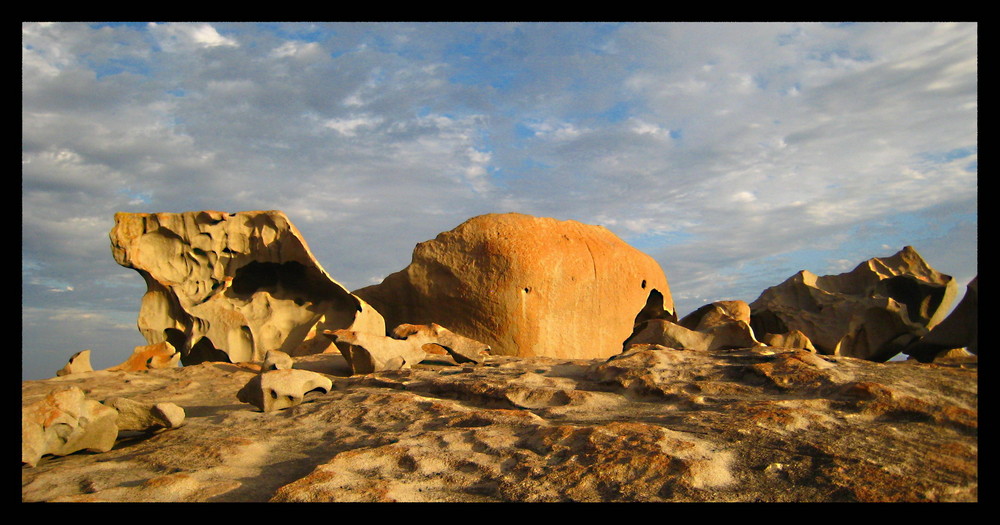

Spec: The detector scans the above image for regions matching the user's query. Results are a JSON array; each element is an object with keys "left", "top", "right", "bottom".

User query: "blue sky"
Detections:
[{"left": 22, "top": 22, "right": 977, "bottom": 380}]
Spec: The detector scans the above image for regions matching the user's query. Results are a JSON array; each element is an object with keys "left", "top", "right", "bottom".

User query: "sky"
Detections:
[{"left": 22, "top": 22, "right": 978, "bottom": 380}]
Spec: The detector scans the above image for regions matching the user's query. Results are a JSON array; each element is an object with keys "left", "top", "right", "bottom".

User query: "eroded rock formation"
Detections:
[
  {"left": 236, "top": 369, "right": 333, "bottom": 413},
  {"left": 623, "top": 318, "right": 762, "bottom": 352},
  {"left": 110, "top": 210, "right": 385, "bottom": 366},
  {"left": 103, "top": 397, "right": 186, "bottom": 432},
  {"left": 56, "top": 350, "right": 93, "bottom": 376},
  {"left": 903, "top": 276, "right": 978, "bottom": 362},
  {"left": 325, "top": 329, "right": 438, "bottom": 374},
  {"left": 749, "top": 246, "right": 957, "bottom": 362},
  {"left": 761, "top": 329, "right": 818, "bottom": 352},
  {"left": 354, "top": 213, "right": 673, "bottom": 360},
  {"left": 107, "top": 341, "right": 181, "bottom": 372},
  {"left": 391, "top": 323, "right": 491, "bottom": 364},
  {"left": 22, "top": 386, "right": 119, "bottom": 468}
]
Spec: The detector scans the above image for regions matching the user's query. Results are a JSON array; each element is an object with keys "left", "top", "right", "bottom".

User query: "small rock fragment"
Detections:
[
  {"left": 323, "top": 329, "right": 429, "bottom": 374},
  {"left": 106, "top": 341, "right": 181, "bottom": 372},
  {"left": 56, "top": 350, "right": 94, "bottom": 377},
  {"left": 236, "top": 369, "right": 333, "bottom": 412},
  {"left": 679, "top": 300, "right": 751, "bottom": 331},
  {"left": 391, "top": 323, "right": 491, "bottom": 364},
  {"left": 623, "top": 318, "right": 761, "bottom": 351},
  {"left": 262, "top": 349, "right": 295, "bottom": 371},
  {"left": 762, "top": 330, "right": 818, "bottom": 352},
  {"left": 103, "top": 397, "right": 186, "bottom": 431}
]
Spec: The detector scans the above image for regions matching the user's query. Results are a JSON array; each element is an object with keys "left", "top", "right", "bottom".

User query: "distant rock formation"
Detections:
[
  {"left": 354, "top": 213, "right": 674, "bottom": 360},
  {"left": 110, "top": 210, "right": 385, "bottom": 366},
  {"left": 749, "top": 246, "right": 957, "bottom": 362}
]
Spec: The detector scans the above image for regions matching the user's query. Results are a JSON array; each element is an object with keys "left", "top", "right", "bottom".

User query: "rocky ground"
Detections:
[{"left": 21, "top": 345, "right": 977, "bottom": 503}]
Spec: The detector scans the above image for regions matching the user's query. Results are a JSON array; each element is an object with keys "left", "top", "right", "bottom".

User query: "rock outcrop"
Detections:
[
  {"left": 760, "top": 329, "right": 818, "bottom": 352},
  {"left": 623, "top": 318, "right": 762, "bottom": 351},
  {"left": 22, "top": 386, "right": 119, "bottom": 468},
  {"left": 903, "top": 276, "right": 978, "bottom": 362},
  {"left": 391, "top": 323, "right": 491, "bottom": 364},
  {"left": 622, "top": 300, "right": 761, "bottom": 352},
  {"left": 749, "top": 246, "right": 957, "bottom": 362},
  {"left": 354, "top": 213, "right": 674, "bottom": 360},
  {"left": 678, "top": 300, "right": 751, "bottom": 331},
  {"left": 56, "top": 350, "right": 93, "bottom": 376},
  {"left": 21, "top": 346, "right": 977, "bottom": 502},
  {"left": 325, "top": 323, "right": 493, "bottom": 375},
  {"left": 106, "top": 341, "right": 181, "bottom": 372},
  {"left": 109, "top": 210, "right": 385, "bottom": 366},
  {"left": 261, "top": 349, "right": 295, "bottom": 372},
  {"left": 325, "top": 329, "right": 439, "bottom": 374},
  {"left": 103, "top": 397, "right": 186, "bottom": 432}
]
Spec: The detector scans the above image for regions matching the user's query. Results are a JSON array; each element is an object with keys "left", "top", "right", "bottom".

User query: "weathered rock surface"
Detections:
[
  {"left": 22, "top": 346, "right": 976, "bottom": 502},
  {"left": 354, "top": 213, "right": 674, "bottom": 360},
  {"left": 22, "top": 386, "right": 119, "bottom": 468},
  {"left": 623, "top": 318, "right": 762, "bottom": 352},
  {"left": 391, "top": 323, "right": 492, "bottom": 364},
  {"left": 236, "top": 369, "right": 333, "bottom": 413},
  {"left": 761, "top": 329, "right": 818, "bottom": 352},
  {"left": 903, "top": 276, "right": 978, "bottom": 362},
  {"left": 109, "top": 210, "right": 385, "bottom": 366},
  {"left": 324, "top": 329, "right": 435, "bottom": 375},
  {"left": 56, "top": 350, "right": 93, "bottom": 376},
  {"left": 679, "top": 300, "right": 751, "bottom": 331},
  {"left": 262, "top": 349, "right": 295, "bottom": 372},
  {"left": 749, "top": 246, "right": 957, "bottom": 362},
  {"left": 103, "top": 397, "right": 186, "bottom": 432}
]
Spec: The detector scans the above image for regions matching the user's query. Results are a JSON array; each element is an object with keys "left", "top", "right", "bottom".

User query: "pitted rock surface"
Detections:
[
  {"left": 109, "top": 210, "right": 385, "bottom": 365},
  {"left": 21, "top": 346, "right": 976, "bottom": 502},
  {"left": 354, "top": 213, "right": 674, "bottom": 360}
]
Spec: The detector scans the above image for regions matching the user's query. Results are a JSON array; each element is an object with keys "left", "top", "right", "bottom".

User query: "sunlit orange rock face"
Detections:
[{"left": 354, "top": 213, "right": 675, "bottom": 360}]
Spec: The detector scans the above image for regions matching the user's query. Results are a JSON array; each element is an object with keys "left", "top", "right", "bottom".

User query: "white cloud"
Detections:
[
  {"left": 148, "top": 22, "right": 238, "bottom": 51},
  {"left": 322, "top": 115, "right": 385, "bottom": 136}
]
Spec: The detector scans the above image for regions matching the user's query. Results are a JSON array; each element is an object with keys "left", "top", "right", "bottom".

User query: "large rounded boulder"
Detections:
[{"left": 354, "top": 213, "right": 674, "bottom": 360}]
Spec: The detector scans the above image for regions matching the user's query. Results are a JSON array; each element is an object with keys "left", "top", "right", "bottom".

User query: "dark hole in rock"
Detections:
[
  {"left": 183, "top": 336, "right": 231, "bottom": 366},
  {"left": 164, "top": 328, "right": 187, "bottom": 354}
]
